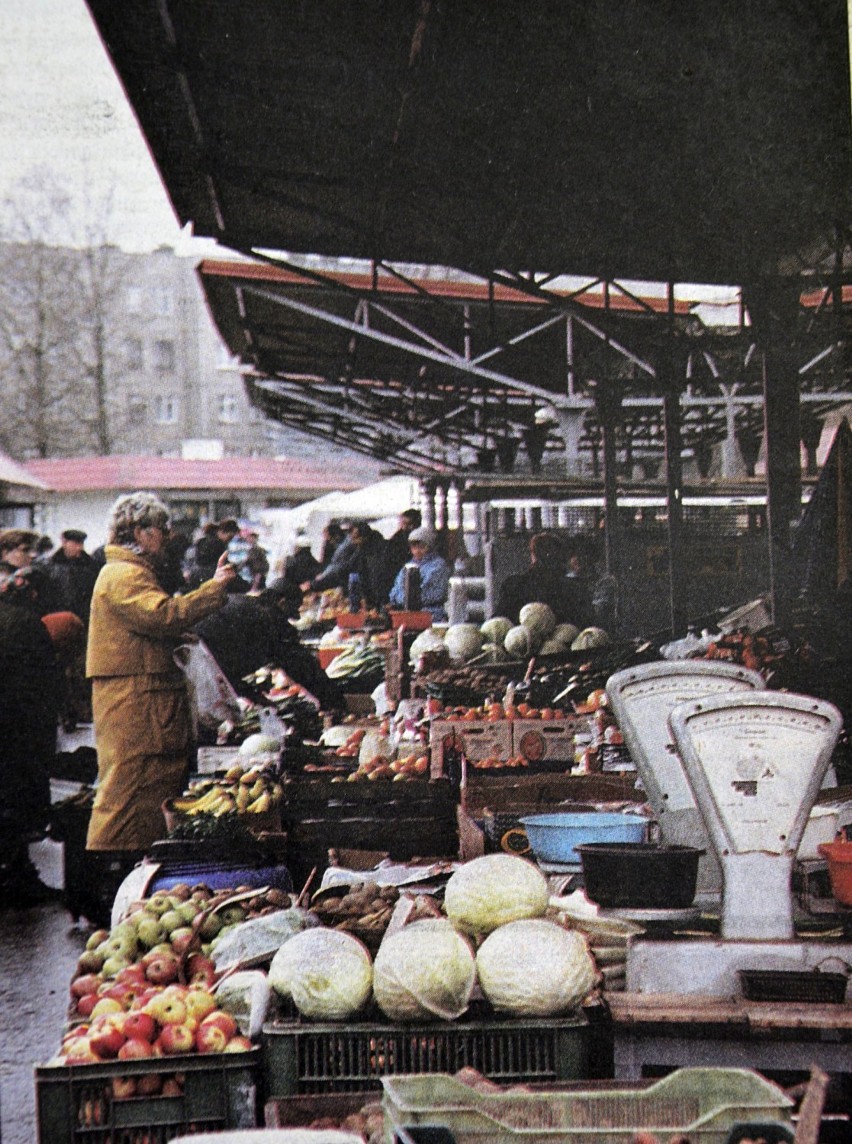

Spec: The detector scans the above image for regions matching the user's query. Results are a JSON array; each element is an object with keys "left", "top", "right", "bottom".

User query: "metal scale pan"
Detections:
[
  {"left": 669, "top": 691, "right": 842, "bottom": 941},
  {"left": 606, "top": 661, "right": 764, "bottom": 897}
]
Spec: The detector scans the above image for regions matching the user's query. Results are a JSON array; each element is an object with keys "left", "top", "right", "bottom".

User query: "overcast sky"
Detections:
[{"left": 0, "top": 0, "right": 185, "bottom": 251}]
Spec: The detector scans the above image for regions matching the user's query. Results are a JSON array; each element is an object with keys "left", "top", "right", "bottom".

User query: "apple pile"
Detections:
[
  {"left": 339, "top": 753, "right": 430, "bottom": 782},
  {"left": 56, "top": 980, "right": 252, "bottom": 1067},
  {"left": 69, "top": 882, "right": 294, "bottom": 1019}
]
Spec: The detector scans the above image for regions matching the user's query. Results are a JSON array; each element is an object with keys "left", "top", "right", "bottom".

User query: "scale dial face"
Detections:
[
  {"left": 607, "top": 664, "right": 762, "bottom": 813},
  {"left": 671, "top": 698, "right": 841, "bottom": 855}
]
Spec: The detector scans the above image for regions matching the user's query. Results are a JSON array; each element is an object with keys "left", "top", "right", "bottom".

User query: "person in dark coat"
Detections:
[
  {"left": 0, "top": 528, "right": 60, "bottom": 613},
  {"left": 385, "top": 508, "right": 422, "bottom": 584},
  {"left": 193, "top": 579, "right": 344, "bottom": 710},
  {"left": 305, "top": 525, "right": 358, "bottom": 593},
  {"left": 319, "top": 520, "right": 346, "bottom": 569},
  {"left": 48, "top": 529, "right": 99, "bottom": 624},
  {"left": 282, "top": 531, "right": 321, "bottom": 587},
  {"left": 496, "top": 532, "right": 594, "bottom": 627},
  {"left": 0, "top": 566, "right": 62, "bottom": 908},
  {"left": 348, "top": 521, "right": 395, "bottom": 611},
  {"left": 183, "top": 519, "right": 240, "bottom": 589}
]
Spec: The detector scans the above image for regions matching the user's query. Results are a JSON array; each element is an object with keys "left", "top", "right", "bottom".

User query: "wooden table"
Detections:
[{"left": 608, "top": 992, "right": 852, "bottom": 1079}]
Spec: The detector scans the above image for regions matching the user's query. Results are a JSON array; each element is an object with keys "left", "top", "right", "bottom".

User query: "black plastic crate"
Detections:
[
  {"left": 738, "top": 969, "right": 848, "bottom": 1004},
  {"left": 262, "top": 1010, "right": 589, "bottom": 1097},
  {"left": 35, "top": 1049, "right": 260, "bottom": 1143}
]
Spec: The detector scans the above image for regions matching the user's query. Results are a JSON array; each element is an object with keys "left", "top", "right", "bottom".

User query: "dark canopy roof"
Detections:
[{"left": 86, "top": 0, "right": 850, "bottom": 286}]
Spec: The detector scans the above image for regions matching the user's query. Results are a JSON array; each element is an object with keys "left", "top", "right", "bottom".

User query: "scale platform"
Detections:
[{"left": 598, "top": 905, "right": 702, "bottom": 925}]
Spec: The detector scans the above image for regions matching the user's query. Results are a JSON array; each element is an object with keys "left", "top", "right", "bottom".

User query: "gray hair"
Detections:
[{"left": 108, "top": 491, "right": 171, "bottom": 545}]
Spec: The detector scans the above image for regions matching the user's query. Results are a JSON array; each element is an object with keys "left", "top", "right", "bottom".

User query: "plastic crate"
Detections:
[
  {"left": 381, "top": 1067, "right": 794, "bottom": 1144},
  {"left": 265, "top": 1090, "right": 381, "bottom": 1128},
  {"left": 35, "top": 1049, "right": 260, "bottom": 1143},
  {"left": 262, "top": 1011, "right": 589, "bottom": 1098},
  {"left": 738, "top": 969, "right": 849, "bottom": 1004}
]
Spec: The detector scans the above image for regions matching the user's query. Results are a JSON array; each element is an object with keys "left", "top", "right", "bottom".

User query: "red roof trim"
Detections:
[
  {"left": 199, "top": 258, "right": 694, "bottom": 315},
  {"left": 21, "top": 455, "right": 364, "bottom": 494}
]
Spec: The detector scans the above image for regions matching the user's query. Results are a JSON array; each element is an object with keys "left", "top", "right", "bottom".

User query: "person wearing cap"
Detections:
[
  {"left": 49, "top": 528, "right": 99, "bottom": 625},
  {"left": 85, "top": 492, "right": 236, "bottom": 892},
  {"left": 282, "top": 530, "right": 321, "bottom": 587},
  {"left": 193, "top": 577, "right": 344, "bottom": 711},
  {"left": 388, "top": 527, "right": 450, "bottom": 621}
]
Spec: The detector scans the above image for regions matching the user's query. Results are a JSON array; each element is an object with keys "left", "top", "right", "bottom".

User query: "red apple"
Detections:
[
  {"left": 70, "top": 973, "right": 102, "bottom": 999},
  {"left": 90, "top": 1023, "right": 127, "bottom": 1060},
  {"left": 194, "top": 1022, "right": 227, "bottom": 1054},
  {"left": 118, "top": 1037, "right": 155, "bottom": 1060},
  {"left": 160, "top": 1076, "right": 183, "bottom": 1096},
  {"left": 136, "top": 1072, "right": 163, "bottom": 1095},
  {"left": 116, "top": 964, "right": 148, "bottom": 986},
  {"left": 63, "top": 1040, "right": 99, "bottom": 1064},
  {"left": 91, "top": 997, "right": 124, "bottom": 1019},
  {"left": 186, "top": 953, "right": 217, "bottom": 987},
  {"left": 122, "top": 1010, "right": 157, "bottom": 1043},
  {"left": 111, "top": 1076, "right": 137, "bottom": 1099},
  {"left": 157, "top": 1023, "right": 195, "bottom": 1055},
  {"left": 75, "top": 993, "right": 100, "bottom": 1019},
  {"left": 168, "top": 927, "right": 196, "bottom": 955},
  {"left": 223, "top": 1034, "right": 253, "bottom": 1053},
  {"left": 199, "top": 1010, "right": 238, "bottom": 1041},
  {"left": 143, "top": 951, "right": 180, "bottom": 985}
]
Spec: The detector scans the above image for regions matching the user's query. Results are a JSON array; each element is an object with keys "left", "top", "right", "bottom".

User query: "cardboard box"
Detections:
[
  {"left": 429, "top": 717, "right": 513, "bottom": 778},
  {"left": 513, "top": 715, "right": 589, "bottom": 768}
]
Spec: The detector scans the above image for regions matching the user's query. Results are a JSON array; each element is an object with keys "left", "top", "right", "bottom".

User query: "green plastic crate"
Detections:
[
  {"left": 35, "top": 1048, "right": 260, "bottom": 1143},
  {"left": 381, "top": 1068, "right": 794, "bottom": 1144},
  {"left": 262, "top": 1012, "right": 589, "bottom": 1098}
]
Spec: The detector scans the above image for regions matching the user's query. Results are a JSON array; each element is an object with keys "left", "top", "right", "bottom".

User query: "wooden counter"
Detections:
[{"left": 607, "top": 992, "right": 852, "bottom": 1079}]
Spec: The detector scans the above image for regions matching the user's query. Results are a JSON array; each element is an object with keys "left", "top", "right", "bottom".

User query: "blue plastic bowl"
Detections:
[{"left": 520, "top": 811, "right": 649, "bottom": 864}]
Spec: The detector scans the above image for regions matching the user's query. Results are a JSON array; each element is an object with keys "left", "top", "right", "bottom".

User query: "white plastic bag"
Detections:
[{"left": 173, "top": 637, "right": 242, "bottom": 730}]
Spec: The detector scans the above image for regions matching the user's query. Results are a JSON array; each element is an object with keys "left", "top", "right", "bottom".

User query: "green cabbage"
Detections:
[
  {"left": 504, "top": 624, "right": 536, "bottom": 658},
  {"left": 551, "top": 623, "right": 580, "bottom": 648},
  {"left": 519, "top": 602, "right": 557, "bottom": 640},
  {"left": 480, "top": 616, "right": 514, "bottom": 645},
  {"left": 444, "top": 623, "right": 484, "bottom": 662},
  {"left": 444, "top": 854, "right": 549, "bottom": 935},
  {"left": 571, "top": 626, "right": 611, "bottom": 650},
  {"left": 372, "top": 919, "right": 476, "bottom": 1021},
  {"left": 475, "top": 919, "right": 598, "bottom": 1016},
  {"left": 268, "top": 928, "right": 372, "bottom": 1020}
]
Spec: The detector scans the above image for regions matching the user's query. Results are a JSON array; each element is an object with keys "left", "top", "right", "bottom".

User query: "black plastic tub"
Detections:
[{"left": 577, "top": 842, "right": 703, "bottom": 909}]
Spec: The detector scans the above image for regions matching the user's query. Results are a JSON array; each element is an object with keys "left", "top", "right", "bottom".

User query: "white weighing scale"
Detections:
[
  {"left": 626, "top": 690, "right": 852, "bottom": 996},
  {"left": 606, "top": 661, "right": 765, "bottom": 898}
]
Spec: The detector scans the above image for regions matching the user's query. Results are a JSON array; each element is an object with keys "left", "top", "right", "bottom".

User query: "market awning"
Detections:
[
  {"left": 85, "top": 0, "right": 850, "bottom": 287},
  {"left": 199, "top": 257, "right": 852, "bottom": 476}
]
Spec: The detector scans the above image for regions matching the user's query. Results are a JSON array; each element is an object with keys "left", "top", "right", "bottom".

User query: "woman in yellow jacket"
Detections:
[{"left": 85, "top": 493, "right": 236, "bottom": 896}]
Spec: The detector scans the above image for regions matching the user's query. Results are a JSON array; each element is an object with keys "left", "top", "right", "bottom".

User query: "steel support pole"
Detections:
[
  {"left": 743, "top": 279, "right": 802, "bottom": 626},
  {"left": 595, "top": 385, "right": 622, "bottom": 584},
  {"left": 661, "top": 286, "right": 685, "bottom": 636}
]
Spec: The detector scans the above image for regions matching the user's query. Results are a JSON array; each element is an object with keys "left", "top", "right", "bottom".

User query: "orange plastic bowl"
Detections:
[{"left": 818, "top": 839, "right": 852, "bottom": 907}]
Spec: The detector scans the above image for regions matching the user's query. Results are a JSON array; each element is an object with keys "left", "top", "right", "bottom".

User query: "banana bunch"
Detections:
[{"left": 176, "top": 766, "right": 283, "bottom": 817}]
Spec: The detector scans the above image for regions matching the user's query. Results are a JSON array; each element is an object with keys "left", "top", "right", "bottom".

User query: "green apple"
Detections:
[
  {"left": 159, "top": 910, "right": 185, "bottom": 935},
  {"left": 198, "top": 912, "right": 223, "bottom": 941},
  {"left": 176, "top": 900, "right": 201, "bottom": 925},
  {"left": 145, "top": 893, "right": 172, "bottom": 917},
  {"left": 86, "top": 928, "right": 110, "bottom": 951},
  {"left": 76, "top": 948, "right": 106, "bottom": 974},
  {"left": 101, "top": 955, "right": 131, "bottom": 979},
  {"left": 135, "top": 916, "right": 168, "bottom": 949},
  {"left": 217, "top": 905, "right": 247, "bottom": 927}
]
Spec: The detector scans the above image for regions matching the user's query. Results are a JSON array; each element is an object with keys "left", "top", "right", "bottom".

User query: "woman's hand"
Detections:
[{"left": 213, "top": 552, "right": 238, "bottom": 586}]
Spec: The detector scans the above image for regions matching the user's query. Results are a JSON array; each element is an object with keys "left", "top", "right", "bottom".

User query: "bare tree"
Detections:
[{"left": 0, "top": 168, "right": 131, "bottom": 457}]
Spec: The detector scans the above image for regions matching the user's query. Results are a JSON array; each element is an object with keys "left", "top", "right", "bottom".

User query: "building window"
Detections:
[
  {"left": 153, "top": 287, "right": 174, "bottom": 316},
  {"left": 125, "top": 337, "right": 143, "bottom": 370},
  {"left": 126, "top": 287, "right": 143, "bottom": 314},
  {"left": 218, "top": 394, "right": 239, "bottom": 423},
  {"left": 154, "top": 395, "right": 178, "bottom": 424},
  {"left": 128, "top": 394, "right": 147, "bottom": 426},
  {"left": 153, "top": 339, "right": 175, "bottom": 372}
]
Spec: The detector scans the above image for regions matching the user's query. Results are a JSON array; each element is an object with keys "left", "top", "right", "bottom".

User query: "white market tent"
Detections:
[{"left": 259, "top": 475, "right": 422, "bottom": 572}]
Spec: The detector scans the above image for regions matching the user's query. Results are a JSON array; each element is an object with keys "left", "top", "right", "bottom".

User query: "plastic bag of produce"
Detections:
[
  {"left": 214, "top": 969, "right": 272, "bottom": 1038},
  {"left": 268, "top": 927, "right": 373, "bottom": 1019},
  {"left": 372, "top": 919, "right": 476, "bottom": 1021},
  {"left": 210, "top": 907, "right": 315, "bottom": 971},
  {"left": 173, "top": 637, "right": 242, "bottom": 731}
]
